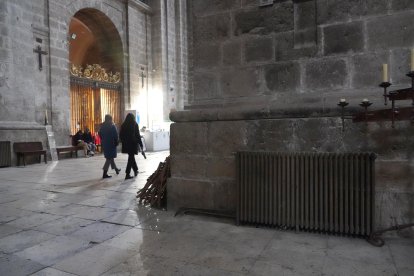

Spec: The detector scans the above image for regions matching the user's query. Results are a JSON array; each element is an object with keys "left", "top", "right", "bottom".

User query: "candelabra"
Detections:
[
  {"left": 337, "top": 70, "right": 414, "bottom": 246},
  {"left": 338, "top": 70, "right": 414, "bottom": 129}
]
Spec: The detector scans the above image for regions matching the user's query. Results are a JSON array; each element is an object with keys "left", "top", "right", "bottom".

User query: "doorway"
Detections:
[{"left": 68, "top": 9, "right": 123, "bottom": 134}]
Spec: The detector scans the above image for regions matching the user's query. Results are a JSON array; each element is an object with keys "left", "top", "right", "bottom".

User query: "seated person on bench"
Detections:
[
  {"left": 83, "top": 127, "right": 97, "bottom": 155},
  {"left": 73, "top": 130, "right": 93, "bottom": 157},
  {"left": 139, "top": 126, "right": 147, "bottom": 152}
]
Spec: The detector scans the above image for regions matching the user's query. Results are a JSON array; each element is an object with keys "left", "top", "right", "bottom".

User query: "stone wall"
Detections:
[
  {"left": 169, "top": 108, "right": 414, "bottom": 229},
  {"left": 151, "top": 0, "right": 189, "bottom": 124},
  {"left": 0, "top": 122, "right": 49, "bottom": 166},
  {"left": 1, "top": 0, "right": 187, "bottom": 162},
  {"left": 168, "top": 0, "right": 414, "bottom": 230},
  {"left": 187, "top": 0, "right": 414, "bottom": 109},
  {"left": 0, "top": 0, "right": 50, "bottom": 124},
  {"left": 0, "top": 0, "right": 51, "bottom": 162}
]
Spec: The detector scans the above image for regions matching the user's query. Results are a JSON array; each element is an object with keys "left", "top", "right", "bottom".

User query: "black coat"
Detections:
[
  {"left": 83, "top": 132, "right": 94, "bottom": 144},
  {"left": 119, "top": 122, "right": 143, "bottom": 155}
]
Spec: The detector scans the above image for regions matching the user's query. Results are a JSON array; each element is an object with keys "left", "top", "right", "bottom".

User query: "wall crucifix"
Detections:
[
  {"left": 33, "top": 45, "right": 48, "bottom": 71},
  {"left": 140, "top": 67, "right": 146, "bottom": 88}
]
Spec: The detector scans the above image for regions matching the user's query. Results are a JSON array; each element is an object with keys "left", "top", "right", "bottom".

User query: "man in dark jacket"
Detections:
[{"left": 73, "top": 130, "right": 90, "bottom": 157}]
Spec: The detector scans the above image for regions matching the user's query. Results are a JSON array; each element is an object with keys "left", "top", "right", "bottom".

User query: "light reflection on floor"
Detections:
[{"left": 0, "top": 151, "right": 412, "bottom": 275}]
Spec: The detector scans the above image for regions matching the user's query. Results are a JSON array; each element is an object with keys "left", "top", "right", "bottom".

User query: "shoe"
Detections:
[
  {"left": 125, "top": 174, "right": 133, "bottom": 180},
  {"left": 134, "top": 170, "right": 138, "bottom": 177},
  {"left": 103, "top": 170, "right": 112, "bottom": 179},
  {"left": 115, "top": 168, "right": 121, "bottom": 175}
]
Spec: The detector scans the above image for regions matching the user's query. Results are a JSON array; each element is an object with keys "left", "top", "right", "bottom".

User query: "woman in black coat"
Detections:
[{"left": 119, "top": 113, "right": 143, "bottom": 180}]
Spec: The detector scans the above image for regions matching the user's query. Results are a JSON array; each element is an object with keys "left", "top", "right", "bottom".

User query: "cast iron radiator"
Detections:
[
  {"left": 0, "top": 141, "right": 11, "bottom": 168},
  {"left": 236, "top": 152, "right": 376, "bottom": 237}
]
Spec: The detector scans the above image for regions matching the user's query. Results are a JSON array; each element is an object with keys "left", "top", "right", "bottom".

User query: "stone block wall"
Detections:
[
  {"left": 0, "top": 0, "right": 49, "bottom": 124},
  {"left": 151, "top": 0, "right": 189, "bottom": 124},
  {"left": 169, "top": 109, "right": 414, "bottom": 229},
  {"left": 168, "top": 0, "right": 414, "bottom": 230},
  {"left": 187, "top": 0, "right": 414, "bottom": 109},
  {"left": 1, "top": 0, "right": 180, "bottom": 154},
  {"left": 0, "top": 123, "right": 48, "bottom": 166},
  {"left": 0, "top": 0, "right": 51, "bottom": 161}
]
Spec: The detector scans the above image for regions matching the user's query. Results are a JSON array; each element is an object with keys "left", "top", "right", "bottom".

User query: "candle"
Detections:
[
  {"left": 411, "top": 49, "right": 414, "bottom": 71},
  {"left": 340, "top": 98, "right": 346, "bottom": 103},
  {"left": 45, "top": 109, "right": 47, "bottom": 120},
  {"left": 382, "top": 64, "right": 388, "bottom": 82}
]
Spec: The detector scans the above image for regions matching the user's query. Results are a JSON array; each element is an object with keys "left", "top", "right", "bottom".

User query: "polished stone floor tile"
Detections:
[
  {"left": 257, "top": 244, "right": 326, "bottom": 274},
  {"left": 68, "top": 205, "right": 118, "bottom": 221},
  {"left": 102, "top": 254, "right": 245, "bottom": 276},
  {"left": 18, "top": 200, "right": 71, "bottom": 213},
  {"left": 30, "top": 267, "right": 78, "bottom": 276},
  {"left": 388, "top": 242, "right": 414, "bottom": 271},
  {"left": 53, "top": 244, "right": 136, "bottom": 276},
  {"left": 399, "top": 268, "right": 414, "bottom": 276},
  {"left": 15, "top": 236, "right": 91, "bottom": 266},
  {"left": 0, "top": 206, "right": 34, "bottom": 223},
  {"left": 33, "top": 216, "right": 95, "bottom": 236},
  {"left": 101, "top": 227, "right": 163, "bottom": 252},
  {"left": 6, "top": 212, "right": 63, "bottom": 229},
  {"left": 191, "top": 239, "right": 266, "bottom": 274},
  {"left": 326, "top": 235, "right": 394, "bottom": 266},
  {"left": 0, "top": 252, "right": 46, "bottom": 276},
  {"left": 0, "top": 151, "right": 411, "bottom": 275},
  {"left": 68, "top": 221, "right": 131, "bottom": 243},
  {"left": 249, "top": 260, "right": 320, "bottom": 276},
  {"left": 0, "top": 224, "right": 23, "bottom": 239},
  {"left": 135, "top": 210, "right": 191, "bottom": 233},
  {"left": 0, "top": 230, "right": 56, "bottom": 253},
  {"left": 322, "top": 255, "right": 398, "bottom": 276},
  {"left": 102, "top": 209, "right": 152, "bottom": 227},
  {"left": 144, "top": 232, "right": 211, "bottom": 263}
]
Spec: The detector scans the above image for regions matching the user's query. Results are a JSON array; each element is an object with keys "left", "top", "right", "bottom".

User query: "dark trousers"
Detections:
[
  {"left": 126, "top": 153, "right": 138, "bottom": 175},
  {"left": 103, "top": 158, "right": 117, "bottom": 171}
]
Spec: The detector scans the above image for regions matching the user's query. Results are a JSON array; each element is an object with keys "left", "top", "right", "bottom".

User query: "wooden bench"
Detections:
[
  {"left": 56, "top": 145, "right": 84, "bottom": 159},
  {"left": 13, "top": 142, "right": 47, "bottom": 166}
]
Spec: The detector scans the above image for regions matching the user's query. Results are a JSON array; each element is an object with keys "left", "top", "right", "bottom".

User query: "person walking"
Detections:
[
  {"left": 119, "top": 113, "right": 143, "bottom": 180},
  {"left": 99, "top": 114, "right": 121, "bottom": 179}
]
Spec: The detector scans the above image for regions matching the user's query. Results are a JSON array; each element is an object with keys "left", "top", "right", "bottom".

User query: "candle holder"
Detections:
[
  {"left": 379, "top": 82, "right": 391, "bottom": 105},
  {"left": 388, "top": 91, "right": 398, "bottom": 128},
  {"left": 359, "top": 100, "right": 372, "bottom": 123},
  {"left": 44, "top": 112, "right": 48, "bottom": 125},
  {"left": 337, "top": 100, "right": 349, "bottom": 132},
  {"left": 406, "top": 71, "right": 414, "bottom": 106}
]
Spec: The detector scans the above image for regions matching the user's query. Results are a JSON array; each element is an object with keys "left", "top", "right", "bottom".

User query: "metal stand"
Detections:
[
  {"left": 359, "top": 100, "right": 372, "bottom": 123},
  {"left": 379, "top": 82, "right": 391, "bottom": 105},
  {"left": 337, "top": 101, "right": 349, "bottom": 132}
]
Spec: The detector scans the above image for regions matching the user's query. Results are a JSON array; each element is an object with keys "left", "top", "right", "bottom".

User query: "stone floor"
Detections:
[{"left": 0, "top": 151, "right": 413, "bottom": 276}]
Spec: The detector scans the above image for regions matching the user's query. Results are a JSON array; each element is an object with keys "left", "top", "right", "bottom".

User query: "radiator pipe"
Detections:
[{"left": 367, "top": 223, "right": 414, "bottom": 247}]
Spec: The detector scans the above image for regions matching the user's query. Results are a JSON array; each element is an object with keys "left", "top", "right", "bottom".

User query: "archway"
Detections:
[{"left": 68, "top": 8, "right": 123, "bottom": 134}]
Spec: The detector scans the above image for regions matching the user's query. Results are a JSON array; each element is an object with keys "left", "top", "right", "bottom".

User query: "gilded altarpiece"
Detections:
[{"left": 69, "top": 64, "right": 121, "bottom": 134}]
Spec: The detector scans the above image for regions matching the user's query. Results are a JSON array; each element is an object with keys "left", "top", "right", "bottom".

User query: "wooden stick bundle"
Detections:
[{"left": 136, "top": 156, "right": 171, "bottom": 207}]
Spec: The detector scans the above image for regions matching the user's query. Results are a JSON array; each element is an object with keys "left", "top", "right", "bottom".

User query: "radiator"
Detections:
[
  {"left": 0, "top": 141, "right": 11, "bottom": 167},
  {"left": 236, "top": 152, "right": 376, "bottom": 237}
]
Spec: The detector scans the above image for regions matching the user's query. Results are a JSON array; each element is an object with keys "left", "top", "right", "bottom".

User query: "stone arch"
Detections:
[
  {"left": 68, "top": 7, "right": 125, "bottom": 134},
  {"left": 65, "top": 1, "right": 125, "bottom": 48},
  {"left": 69, "top": 8, "right": 124, "bottom": 73}
]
